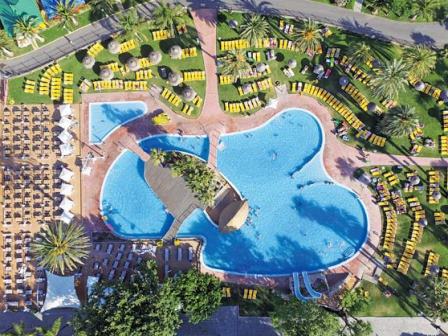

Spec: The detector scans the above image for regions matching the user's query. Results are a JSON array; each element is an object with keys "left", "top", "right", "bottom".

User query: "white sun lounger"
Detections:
[
  {"left": 106, "top": 244, "right": 113, "bottom": 254},
  {"left": 188, "top": 247, "right": 194, "bottom": 262},
  {"left": 164, "top": 248, "right": 170, "bottom": 262},
  {"left": 177, "top": 247, "right": 182, "bottom": 261}
]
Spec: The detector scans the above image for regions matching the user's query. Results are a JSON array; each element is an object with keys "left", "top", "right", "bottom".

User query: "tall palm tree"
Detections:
[
  {"left": 1, "top": 322, "right": 33, "bottom": 336},
  {"left": 13, "top": 16, "right": 43, "bottom": 50},
  {"left": 371, "top": 58, "right": 409, "bottom": 100},
  {"left": 293, "top": 19, "right": 323, "bottom": 53},
  {"left": 221, "top": 50, "right": 251, "bottom": 82},
  {"left": 89, "top": 0, "right": 115, "bottom": 18},
  {"left": 350, "top": 41, "right": 372, "bottom": 65},
  {"left": 378, "top": 106, "right": 421, "bottom": 137},
  {"left": 0, "top": 30, "right": 14, "bottom": 58},
  {"left": 118, "top": 7, "right": 145, "bottom": 41},
  {"left": 412, "top": 0, "right": 440, "bottom": 21},
  {"left": 240, "top": 14, "right": 270, "bottom": 47},
  {"left": 403, "top": 45, "right": 437, "bottom": 80},
  {"left": 150, "top": 148, "right": 167, "bottom": 166},
  {"left": 31, "top": 222, "right": 91, "bottom": 274},
  {"left": 55, "top": 0, "right": 79, "bottom": 32},
  {"left": 152, "top": 0, "right": 187, "bottom": 37},
  {"left": 365, "top": 0, "right": 390, "bottom": 14},
  {"left": 34, "top": 318, "right": 62, "bottom": 336}
]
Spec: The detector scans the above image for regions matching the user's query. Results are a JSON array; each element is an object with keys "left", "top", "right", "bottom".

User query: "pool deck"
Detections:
[{"left": 79, "top": 8, "right": 448, "bottom": 289}]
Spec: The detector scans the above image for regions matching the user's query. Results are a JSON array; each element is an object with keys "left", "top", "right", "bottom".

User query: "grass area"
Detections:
[
  {"left": 8, "top": 15, "right": 206, "bottom": 118},
  {"left": 312, "top": 0, "right": 355, "bottom": 10},
  {"left": 5, "top": 8, "right": 94, "bottom": 60},
  {"left": 362, "top": 1, "right": 448, "bottom": 22},
  {"left": 354, "top": 165, "right": 448, "bottom": 316},
  {"left": 216, "top": 11, "right": 448, "bottom": 156}
]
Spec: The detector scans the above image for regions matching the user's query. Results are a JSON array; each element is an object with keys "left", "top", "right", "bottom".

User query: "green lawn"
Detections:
[
  {"left": 8, "top": 16, "right": 206, "bottom": 118},
  {"left": 362, "top": 1, "right": 448, "bottom": 22},
  {"left": 216, "top": 11, "right": 448, "bottom": 156},
  {"left": 354, "top": 165, "right": 448, "bottom": 316},
  {"left": 312, "top": 0, "right": 355, "bottom": 10}
]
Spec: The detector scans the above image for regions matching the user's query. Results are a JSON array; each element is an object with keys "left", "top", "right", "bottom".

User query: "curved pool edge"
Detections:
[{"left": 99, "top": 107, "right": 371, "bottom": 277}]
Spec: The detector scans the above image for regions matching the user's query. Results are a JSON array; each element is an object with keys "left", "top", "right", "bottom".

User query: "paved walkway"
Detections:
[
  {"left": 2, "top": 0, "right": 448, "bottom": 77},
  {"left": 361, "top": 317, "right": 448, "bottom": 336}
]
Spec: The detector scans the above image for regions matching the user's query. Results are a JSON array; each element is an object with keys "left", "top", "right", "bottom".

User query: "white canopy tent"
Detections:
[
  {"left": 59, "top": 105, "right": 73, "bottom": 118},
  {"left": 60, "top": 210, "right": 74, "bottom": 224},
  {"left": 57, "top": 130, "right": 73, "bottom": 144},
  {"left": 57, "top": 117, "right": 73, "bottom": 130},
  {"left": 59, "top": 197, "right": 74, "bottom": 212},
  {"left": 59, "top": 143, "right": 73, "bottom": 157},
  {"left": 60, "top": 183, "right": 73, "bottom": 196},
  {"left": 59, "top": 167, "right": 74, "bottom": 182},
  {"left": 41, "top": 271, "right": 80, "bottom": 312}
]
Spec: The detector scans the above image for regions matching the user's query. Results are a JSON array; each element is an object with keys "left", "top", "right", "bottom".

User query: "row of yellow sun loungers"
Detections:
[
  {"left": 340, "top": 56, "right": 371, "bottom": 85},
  {"left": 161, "top": 87, "right": 182, "bottom": 107},
  {"left": 407, "top": 196, "right": 426, "bottom": 221},
  {"left": 23, "top": 79, "right": 35, "bottom": 93},
  {"left": 381, "top": 207, "right": 397, "bottom": 253},
  {"left": 63, "top": 72, "right": 73, "bottom": 85},
  {"left": 87, "top": 42, "right": 104, "bottom": 58},
  {"left": 409, "top": 127, "right": 424, "bottom": 141},
  {"left": 124, "top": 81, "right": 148, "bottom": 91},
  {"left": 409, "top": 222, "right": 424, "bottom": 242},
  {"left": 119, "top": 39, "right": 138, "bottom": 54},
  {"left": 423, "top": 251, "right": 440, "bottom": 276},
  {"left": 183, "top": 71, "right": 205, "bottom": 81},
  {"left": 181, "top": 47, "right": 197, "bottom": 58},
  {"left": 63, "top": 88, "right": 74, "bottom": 104},
  {"left": 341, "top": 83, "right": 369, "bottom": 111},
  {"left": 139, "top": 58, "right": 152, "bottom": 69},
  {"left": 368, "top": 134, "right": 386, "bottom": 147},
  {"left": 434, "top": 211, "right": 446, "bottom": 225},
  {"left": 220, "top": 39, "right": 250, "bottom": 51},
  {"left": 397, "top": 240, "right": 417, "bottom": 274},
  {"left": 237, "top": 78, "right": 273, "bottom": 96},
  {"left": 219, "top": 66, "right": 272, "bottom": 85},
  {"left": 152, "top": 29, "right": 172, "bottom": 41},
  {"left": 440, "top": 135, "right": 448, "bottom": 156},
  {"left": 181, "top": 104, "right": 194, "bottom": 116},
  {"left": 441, "top": 268, "right": 448, "bottom": 279},
  {"left": 102, "top": 62, "right": 121, "bottom": 73},
  {"left": 427, "top": 170, "right": 441, "bottom": 204},
  {"left": 136, "top": 69, "right": 153, "bottom": 80},
  {"left": 383, "top": 171, "right": 400, "bottom": 186},
  {"left": 42, "top": 63, "right": 62, "bottom": 78},
  {"left": 408, "top": 77, "right": 442, "bottom": 99},
  {"left": 93, "top": 80, "right": 124, "bottom": 91},
  {"left": 50, "top": 77, "right": 62, "bottom": 100},
  {"left": 219, "top": 75, "right": 234, "bottom": 85},
  {"left": 442, "top": 111, "right": 448, "bottom": 132},
  {"left": 224, "top": 97, "right": 262, "bottom": 113},
  {"left": 192, "top": 95, "right": 203, "bottom": 108},
  {"left": 247, "top": 51, "right": 261, "bottom": 62}
]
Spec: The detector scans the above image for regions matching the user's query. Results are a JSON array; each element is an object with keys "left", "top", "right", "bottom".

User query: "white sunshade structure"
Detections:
[
  {"left": 58, "top": 130, "right": 73, "bottom": 144},
  {"left": 57, "top": 117, "right": 72, "bottom": 130},
  {"left": 59, "top": 105, "right": 73, "bottom": 118},
  {"left": 59, "top": 167, "right": 74, "bottom": 182},
  {"left": 60, "top": 183, "right": 73, "bottom": 196},
  {"left": 59, "top": 143, "right": 74, "bottom": 157},
  {"left": 41, "top": 271, "right": 80, "bottom": 312},
  {"left": 60, "top": 210, "right": 74, "bottom": 224},
  {"left": 59, "top": 197, "right": 74, "bottom": 212}
]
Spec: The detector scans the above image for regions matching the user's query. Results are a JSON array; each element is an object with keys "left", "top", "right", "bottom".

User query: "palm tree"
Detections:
[
  {"left": 152, "top": 0, "right": 187, "bottom": 37},
  {"left": 89, "top": 0, "right": 115, "bottom": 18},
  {"left": 1, "top": 322, "right": 33, "bottom": 336},
  {"left": 35, "top": 318, "right": 62, "bottom": 336},
  {"left": 0, "top": 30, "right": 14, "bottom": 58},
  {"left": 293, "top": 19, "right": 323, "bottom": 53},
  {"left": 55, "top": 0, "right": 79, "bottom": 32},
  {"left": 378, "top": 106, "right": 421, "bottom": 137},
  {"left": 365, "top": 0, "right": 390, "bottom": 14},
  {"left": 221, "top": 50, "right": 251, "bottom": 82},
  {"left": 411, "top": 0, "right": 440, "bottom": 21},
  {"left": 350, "top": 41, "right": 372, "bottom": 65},
  {"left": 118, "top": 7, "right": 145, "bottom": 41},
  {"left": 240, "top": 14, "right": 270, "bottom": 47},
  {"left": 403, "top": 45, "right": 437, "bottom": 80},
  {"left": 31, "top": 222, "right": 91, "bottom": 274},
  {"left": 371, "top": 58, "right": 409, "bottom": 100},
  {"left": 13, "top": 16, "right": 44, "bottom": 50},
  {"left": 150, "top": 148, "right": 167, "bottom": 166}
]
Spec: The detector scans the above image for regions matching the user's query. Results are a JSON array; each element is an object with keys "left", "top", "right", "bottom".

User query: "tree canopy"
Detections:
[{"left": 416, "top": 275, "right": 448, "bottom": 322}]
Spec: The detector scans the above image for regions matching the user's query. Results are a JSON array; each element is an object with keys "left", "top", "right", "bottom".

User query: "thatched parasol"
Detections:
[
  {"left": 372, "top": 59, "right": 382, "bottom": 68},
  {"left": 82, "top": 55, "right": 95, "bottom": 69},
  {"left": 107, "top": 40, "right": 120, "bottom": 54},
  {"left": 313, "top": 64, "right": 324, "bottom": 74},
  {"left": 242, "top": 83, "right": 252, "bottom": 94},
  {"left": 229, "top": 19, "right": 238, "bottom": 29},
  {"left": 149, "top": 51, "right": 162, "bottom": 65},
  {"left": 414, "top": 81, "right": 426, "bottom": 92},
  {"left": 418, "top": 218, "right": 428, "bottom": 226},
  {"left": 339, "top": 76, "right": 349, "bottom": 87},
  {"left": 410, "top": 175, "right": 420, "bottom": 185},
  {"left": 256, "top": 63, "right": 266, "bottom": 73},
  {"left": 169, "top": 45, "right": 182, "bottom": 59},
  {"left": 99, "top": 68, "right": 113, "bottom": 80},
  {"left": 367, "top": 102, "right": 377, "bottom": 113},
  {"left": 126, "top": 57, "right": 140, "bottom": 71},
  {"left": 432, "top": 191, "right": 442, "bottom": 201},
  {"left": 182, "top": 86, "right": 196, "bottom": 101},
  {"left": 441, "top": 90, "right": 448, "bottom": 101},
  {"left": 288, "top": 59, "right": 297, "bottom": 69},
  {"left": 168, "top": 72, "right": 182, "bottom": 86}
]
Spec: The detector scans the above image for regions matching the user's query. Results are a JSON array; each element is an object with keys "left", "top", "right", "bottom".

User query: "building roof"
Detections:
[
  {"left": 41, "top": 271, "right": 80, "bottom": 312},
  {"left": 0, "top": 0, "right": 43, "bottom": 37}
]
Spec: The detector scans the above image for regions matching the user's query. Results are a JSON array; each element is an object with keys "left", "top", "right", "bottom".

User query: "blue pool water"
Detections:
[
  {"left": 101, "top": 108, "right": 368, "bottom": 275},
  {"left": 89, "top": 101, "right": 147, "bottom": 144}
]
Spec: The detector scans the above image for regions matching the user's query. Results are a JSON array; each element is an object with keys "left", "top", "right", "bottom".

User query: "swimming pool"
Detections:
[
  {"left": 101, "top": 108, "right": 368, "bottom": 275},
  {"left": 89, "top": 101, "right": 147, "bottom": 144}
]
